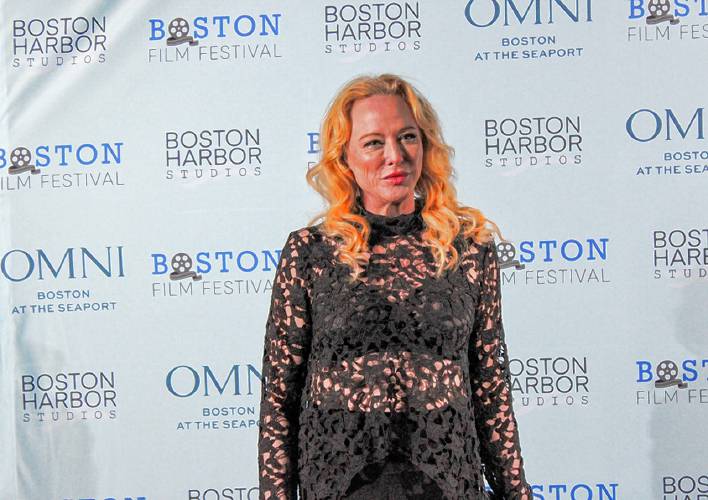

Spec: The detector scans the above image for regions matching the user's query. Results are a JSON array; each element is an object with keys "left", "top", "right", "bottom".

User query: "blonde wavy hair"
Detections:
[{"left": 306, "top": 73, "right": 503, "bottom": 283}]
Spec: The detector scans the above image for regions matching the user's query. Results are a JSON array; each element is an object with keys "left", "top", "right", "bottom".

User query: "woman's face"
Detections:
[{"left": 345, "top": 94, "right": 424, "bottom": 213}]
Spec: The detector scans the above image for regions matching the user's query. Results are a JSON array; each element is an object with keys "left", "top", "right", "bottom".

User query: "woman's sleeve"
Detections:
[
  {"left": 258, "top": 230, "right": 313, "bottom": 500},
  {"left": 469, "top": 240, "right": 532, "bottom": 500}
]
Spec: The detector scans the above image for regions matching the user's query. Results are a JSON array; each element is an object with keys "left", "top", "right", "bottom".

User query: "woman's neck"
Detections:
[{"left": 357, "top": 194, "right": 416, "bottom": 217}]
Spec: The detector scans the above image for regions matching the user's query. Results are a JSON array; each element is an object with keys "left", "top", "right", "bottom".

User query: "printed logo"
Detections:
[
  {"left": 164, "top": 18, "right": 199, "bottom": 46},
  {"left": 652, "top": 228, "right": 707, "bottom": 280},
  {"left": 147, "top": 14, "right": 283, "bottom": 64},
  {"left": 164, "top": 128, "right": 263, "bottom": 182},
  {"left": 324, "top": 2, "right": 422, "bottom": 55},
  {"left": 11, "top": 16, "right": 108, "bottom": 69},
  {"left": 307, "top": 131, "right": 320, "bottom": 170},
  {"left": 165, "top": 364, "right": 261, "bottom": 431},
  {"left": 529, "top": 481, "right": 619, "bottom": 498},
  {"left": 626, "top": 107, "right": 707, "bottom": 177},
  {"left": 464, "top": 0, "right": 592, "bottom": 63},
  {"left": 0, "top": 141, "right": 125, "bottom": 192},
  {"left": 510, "top": 356, "right": 590, "bottom": 408},
  {"left": 635, "top": 357, "right": 708, "bottom": 405},
  {"left": 645, "top": 0, "right": 680, "bottom": 24},
  {"left": 484, "top": 115, "right": 583, "bottom": 170},
  {"left": 150, "top": 246, "right": 278, "bottom": 298},
  {"left": 497, "top": 238, "right": 610, "bottom": 286},
  {"left": 20, "top": 371, "right": 117, "bottom": 423},
  {"left": 187, "top": 487, "right": 258, "bottom": 500},
  {"left": 661, "top": 474, "right": 708, "bottom": 500},
  {"left": 4, "top": 246, "right": 125, "bottom": 315},
  {"left": 627, "top": 0, "right": 708, "bottom": 42}
]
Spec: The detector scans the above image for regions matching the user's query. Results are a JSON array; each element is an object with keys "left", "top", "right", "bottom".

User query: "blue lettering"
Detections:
[
  {"left": 518, "top": 240, "right": 535, "bottom": 263},
  {"left": 597, "top": 483, "right": 618, "bottom": 500},
  {"left": 263, "top": 249, "right": 281, "bottom": 272},
  {"left": 261, "top": 14, "right": 281, "bottom": 36},
  {"left": 155, "top": 14, "right": 281, "bottom": 40},
  {"left": 538, "top": 240, "right": 558, "bottom": 262},
  {"left": 682, "top": 359, "right": 698, "bottom": 382},
  {"left": 506, "top": 0, "right": 541, "bottom": 25},
  {"left": 214, "top": 251, "right": 233, "bottom": 272},
  {"left": 1, "top": 249, "right": 34, "bottom": 282},
  {"left": 465, "top": 0, "right": 590, "bottom": 26},
  {"left": 234, "top": 15, "right": 257, "bottom": 36},
  {"left": 248, "top": 365, "right": 263, "bottom": 395},
  {"left": 666, "top": 108, "right": 704, "bottom": 140},
  {"left": 626, "top": 108, "right": 662, "bottom": 142},
  {"left": 149, "top": 19, "right": 165, "bottom": 41},
  {"left": 193, "top": 16, "right": 208, "bottom": 39},
  {"left": 674, "top": 0, "right": 690, "bottom": 17},
  {"left": 196, "top": 251, "right": 211, "bottom": 273},
  {"left": 166, "top": 365, "right": 200, "bottom": 398},
  {"left": 77, "top": 143, "right": 98, "bottom": 165},
  {"left": 237, "top": 251, "right": 258, "bottom": 272},
  {"left": 571, "top": 484, "right": 593, "bottom": 497},
  {"left": 549, "top": 0, "right": 591, "bottom": 23},
  {"left": 465, "top": 0, "right": 501, "bottom": 27},
  {"left": 637, "top": 360, "right": 652, "bottom": 382},
  {"left": 548, "top": 484, "right": 568, "bottom": 495},
  {"left": 560, "top": 239, "right": 582, "bottom": 261},
  {"left": 35, "top": 145, "right": 50, "bottom": 167},
  {"left": 307, "top": 132, "right": 320, "bottom": 154},
  {"left": 151, "top": 253, "right": 167, "bottom": 275},
  {"left": 212, "top": 15, "right": 230, "bottom": 37},
  {"left": 79, "top": 247, "right": 121, "bottom": 278},
  {"left": 586, "top": 238, "right": 608, "bottom": 261},
  {"left": 204, "top": 365, "right": 240, "bottom": 395},
  {"left": 38, "top": 248, "right": 75, "bottom": 280},
  {"left": 102, "top": 143, "right": 123, "bottom": 165},
  {"left": 54, "top": 144, "right": 73, "bottom": 166},
  {"left": 628, "top": 0, "right": 644, "bottom": 19}
]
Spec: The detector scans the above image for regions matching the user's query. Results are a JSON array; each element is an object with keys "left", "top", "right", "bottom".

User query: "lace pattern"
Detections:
[{"left": 258, "top": 198, "right": 531, "bottom": 500}]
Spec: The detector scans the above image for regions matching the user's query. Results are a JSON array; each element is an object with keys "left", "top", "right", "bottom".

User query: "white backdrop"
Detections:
[{"left": 1, "top": 1, "right": 707, "bottom": 499}]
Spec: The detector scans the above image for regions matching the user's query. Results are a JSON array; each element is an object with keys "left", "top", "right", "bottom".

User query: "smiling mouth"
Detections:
[{"left": 384, "top": 172, "right": 408, "bottom": 179}]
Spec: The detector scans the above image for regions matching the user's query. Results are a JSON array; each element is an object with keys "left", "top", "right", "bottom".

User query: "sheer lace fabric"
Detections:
[{"left": 258, "top": 197, "right": 531, "bottom": 500}]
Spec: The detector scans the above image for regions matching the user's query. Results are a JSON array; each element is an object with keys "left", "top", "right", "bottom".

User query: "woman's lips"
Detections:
[{"left": 384, "top": 172, "right": 408, "bottom": 184}]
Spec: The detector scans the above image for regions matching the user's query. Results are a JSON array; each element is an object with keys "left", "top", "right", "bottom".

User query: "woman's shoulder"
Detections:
[
  {"left": 455, "top": 225, "right": 495, "bottom": 257},
  {"left": 284, "top": 223, "right": 326, "bottom": 247},
  {"left": 279, "top": 224, "right": 330, "bottom": 264}
]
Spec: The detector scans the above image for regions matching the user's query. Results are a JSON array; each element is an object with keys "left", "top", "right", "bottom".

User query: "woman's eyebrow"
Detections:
[
  {"left": 359, "top": 132, "right": 383, "bottom": 141},
  {"left": 359, "top": 126, "right": 418, "bottom": 141}
]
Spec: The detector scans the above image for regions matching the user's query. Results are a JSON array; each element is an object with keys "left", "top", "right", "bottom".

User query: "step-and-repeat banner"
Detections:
[{"left": 1, "top": 1, "right": 706, "bottom": 499}]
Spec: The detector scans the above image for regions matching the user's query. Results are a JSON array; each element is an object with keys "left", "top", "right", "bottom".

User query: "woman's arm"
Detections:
[
  {"left": 258, "top": 230, "right": 313, "bottom": 500},
  {"left": 469, "top": 240, "right": 531, "bottom": 500}
]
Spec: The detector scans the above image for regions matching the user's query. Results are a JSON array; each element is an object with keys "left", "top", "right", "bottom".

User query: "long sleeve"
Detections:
[
  {"left": 258, "top": 230, "right": 313, "bottom": 500},
  {"left": 469, "top": 240, "right": 531, "bottom": 500}
]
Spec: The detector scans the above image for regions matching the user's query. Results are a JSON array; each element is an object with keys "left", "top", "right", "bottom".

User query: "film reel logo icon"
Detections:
[
  {"left": 496, "top": 241, "right": 525, "bottom": 270},
  {"left": 646, "top": 0, "right": 679, "bottom": 25},
  {"left": 9, "top": 147, "right": 40, "bottom": 175},
  {"left": 169, "top": 252, "right": 203, "bottom": 281},
  {"left": 654, "top": 360, "right": 688, "bottom": 389},
  {"left": 167, "top": 17, "right": 198, "bottom": 46}
]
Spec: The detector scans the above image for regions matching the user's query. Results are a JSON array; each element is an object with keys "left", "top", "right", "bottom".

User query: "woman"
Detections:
[{"left": 258, "top": 74, "right": 531, "bottom": 500}]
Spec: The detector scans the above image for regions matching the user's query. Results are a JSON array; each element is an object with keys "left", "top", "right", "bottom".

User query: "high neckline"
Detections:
[{"left": 354, "top": 196, "right": 425, "bottom": 239}]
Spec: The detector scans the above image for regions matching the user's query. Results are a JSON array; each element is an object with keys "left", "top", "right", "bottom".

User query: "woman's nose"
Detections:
[{"left": 384, "top": 139, "right": 405, "bottom": 165}]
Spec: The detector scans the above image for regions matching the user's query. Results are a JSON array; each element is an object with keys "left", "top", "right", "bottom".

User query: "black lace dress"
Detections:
[{"left": 258, "top": 196, "right": 531, "bottom": 500}]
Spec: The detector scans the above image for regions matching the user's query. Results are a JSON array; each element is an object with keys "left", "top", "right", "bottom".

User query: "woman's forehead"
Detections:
[{"left": 349, "top": 95, "right": 418, "bottom": 132}]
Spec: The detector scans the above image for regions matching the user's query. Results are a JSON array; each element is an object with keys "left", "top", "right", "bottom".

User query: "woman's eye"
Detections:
[
  {"left": 401, "top": 133, "right": 418, "bottom": 142},
  {"left": 364, "top": 140, "right": 382, "bottom": 148}
]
